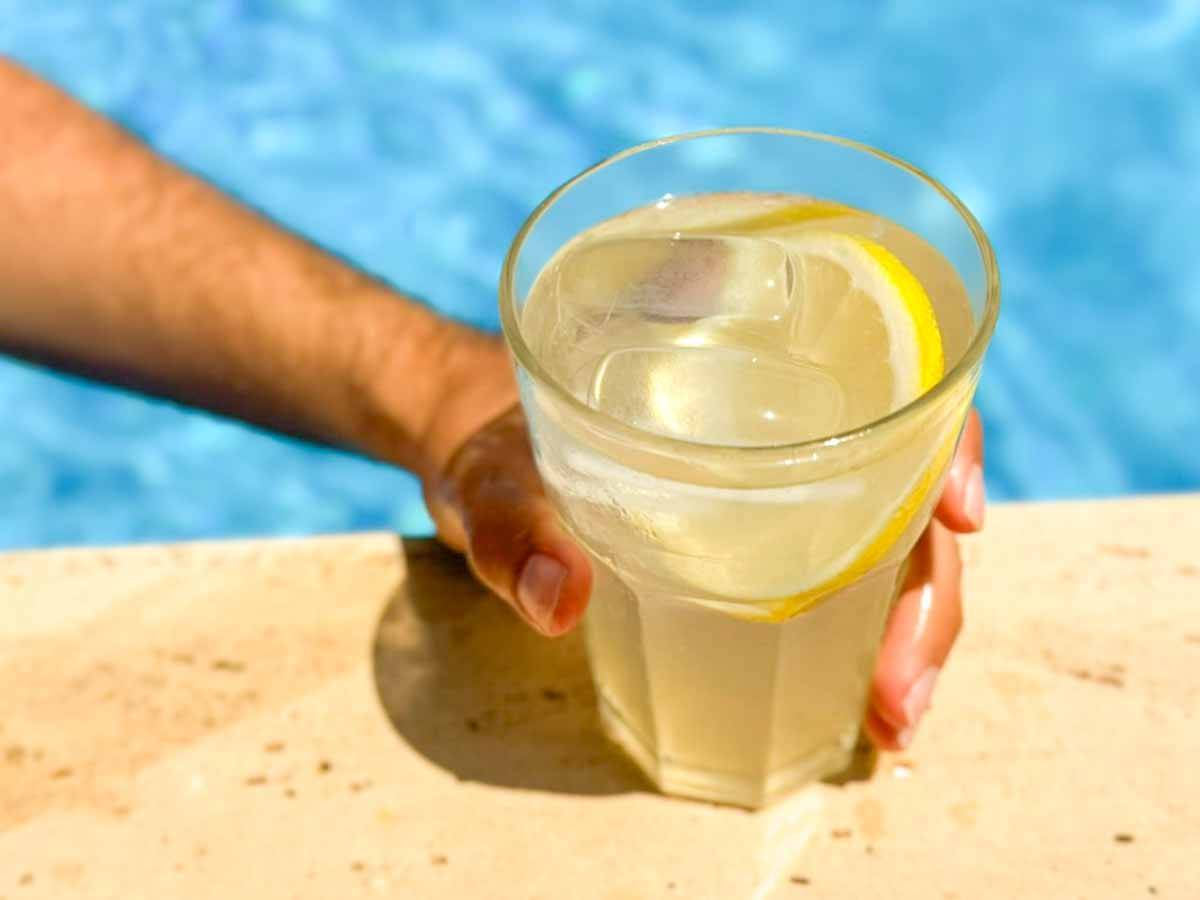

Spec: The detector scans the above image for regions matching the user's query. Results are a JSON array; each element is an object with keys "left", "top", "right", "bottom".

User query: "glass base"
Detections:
[
  {"left": 597, "top": 692, "right": 854, "bottom": 809},
  {"left": 581, "top": 555, "right": 903, "bottom": 809}
]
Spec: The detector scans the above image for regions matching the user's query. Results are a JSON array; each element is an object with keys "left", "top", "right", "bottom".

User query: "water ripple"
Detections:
[{"left": 0, "top": 0, "right": 1196, "bottom": 546}]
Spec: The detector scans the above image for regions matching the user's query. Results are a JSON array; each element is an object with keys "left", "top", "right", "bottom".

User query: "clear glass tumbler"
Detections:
[{"left": 500, "top": 129, "right": 1000, "bottom": 807}]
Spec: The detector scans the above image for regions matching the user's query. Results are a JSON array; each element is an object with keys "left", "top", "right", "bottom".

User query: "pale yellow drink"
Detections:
[
  {"left": 501, "top": 130, "right": 999, "bottom": 808},
  {"left": 518, "top": 193, "right": 973, "bottom": 806}
]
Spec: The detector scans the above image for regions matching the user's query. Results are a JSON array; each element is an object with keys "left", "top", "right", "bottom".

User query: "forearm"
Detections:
[{"left": 0, "top": 57, "right": 487, "bottom": 476}]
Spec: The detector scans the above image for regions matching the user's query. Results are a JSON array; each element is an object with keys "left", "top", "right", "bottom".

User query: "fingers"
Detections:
[
  {"left": 868, "top": 406, "right": 980, "bottom": 747},
  {"left": 866, "top": 520, "right": 963, "bottom": 751},
  {"left": 425, "top": 407, "right": 592, "bottom": 638},
  {"left": 934, "top": 408, "right": 985, "bottom": 533}
]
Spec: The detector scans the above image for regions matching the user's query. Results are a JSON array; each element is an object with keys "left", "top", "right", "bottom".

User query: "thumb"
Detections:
[
  {"left": 934, "top": 408, "right": 985, "bottom": 533},
  {"left": 424, "top": 407, "right": 592, "bottom": 637}
]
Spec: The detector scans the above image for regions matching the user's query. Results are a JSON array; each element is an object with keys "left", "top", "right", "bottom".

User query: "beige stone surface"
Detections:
[{"left": 1, "top": 496, "right": 1198, "bottom": 898}]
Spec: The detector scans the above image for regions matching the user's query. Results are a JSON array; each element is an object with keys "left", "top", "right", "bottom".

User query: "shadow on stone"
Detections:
[
  {"left": 822, "top": 736, "right": 878, "bottom": 786},
  {"left": 371, "top": 540, "right": 649, "bottom": 796}
]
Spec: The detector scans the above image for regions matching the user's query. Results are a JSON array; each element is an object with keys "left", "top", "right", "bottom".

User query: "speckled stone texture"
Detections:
[{"left": 2, "top": 496, "right": 1197, "bottom": 897}]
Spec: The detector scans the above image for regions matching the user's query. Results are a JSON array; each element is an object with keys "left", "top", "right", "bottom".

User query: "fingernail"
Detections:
[
  {"left": 896, "top": 727, "right": 914, "bottom": 750},
  {"left": 517, "top": 554, "right": 567, "bottom": 634},
  {"left": 902, "top": 666, "right": 940, "bottom": 728},
  {"left": 963, "top": 464, "right": 986, "bottom": 530}
]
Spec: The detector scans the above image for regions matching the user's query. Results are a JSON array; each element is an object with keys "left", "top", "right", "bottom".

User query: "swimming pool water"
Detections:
[{"left": 1, "top": 1, "right": 1198, "bottom": 548}]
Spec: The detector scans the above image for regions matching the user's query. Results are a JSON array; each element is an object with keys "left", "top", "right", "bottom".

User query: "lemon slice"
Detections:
[
  {"left": 788, "top": 232, "right": 943, "bottom": 402},
  {"left": 756, "top": 425, "right": 956, "bottom": 621},
  {"left": 540, "top": 203, "right": 955, "bottom": 621},
  {"left": 683, "top": 204, "right": 944, "bottom": 425},
  {"left": 705, "top": 199, "right": 852, "bottom": 234},
  {"left": 634, "top": 224, "right": 947, "bottom": 619},
  {"left": 749, "top": 229, "right": 948, "bottom": 619}
]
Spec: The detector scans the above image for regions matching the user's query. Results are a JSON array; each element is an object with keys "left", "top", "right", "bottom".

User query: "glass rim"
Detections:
[{"left": 499, "top": 126, "right": 1001, "bottom": 461}]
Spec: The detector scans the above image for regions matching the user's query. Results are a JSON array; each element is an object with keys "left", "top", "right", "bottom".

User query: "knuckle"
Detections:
[{"left": 468, "top": 519, "right": 532, "bottom": 578}]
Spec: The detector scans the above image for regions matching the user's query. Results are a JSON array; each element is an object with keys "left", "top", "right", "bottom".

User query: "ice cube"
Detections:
[
  {"left": 554, "top": 235, "right": 794, "bottom": 325},
  {"left": 786, "top": 251, "right": 854, "bottom": 356},
  {"left": 589, "top": 345, "right": 846, "bottom": 446}
]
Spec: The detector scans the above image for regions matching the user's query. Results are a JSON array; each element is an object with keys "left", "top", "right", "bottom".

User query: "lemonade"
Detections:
[{"left": 501, "top": 132, "right": 998, "bottom": 808}]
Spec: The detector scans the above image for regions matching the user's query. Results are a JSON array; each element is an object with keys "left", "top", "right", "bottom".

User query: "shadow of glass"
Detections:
[
  {"left": 371, "top": 540, "right": 650, "bottom": 796},
  {"left": 822, "top": 737, "right": 878, "bottom": 786}
]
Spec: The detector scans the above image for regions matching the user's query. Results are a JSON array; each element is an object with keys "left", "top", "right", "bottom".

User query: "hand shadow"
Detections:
[{"left": 371, "top": 540, "right": 650, "bottom": 796}]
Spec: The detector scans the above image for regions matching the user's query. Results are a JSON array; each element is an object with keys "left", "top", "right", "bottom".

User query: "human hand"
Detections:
[
  {"left": 422, "top": 330, "right": 983, "bottom": 748},
  {"left": 864, "top": 409, "right": 985, "bottom": 750},
  {"left": 418, "top": 329, "right": 593, "bottom": 637},
  {"left": 424, "top": 402, "right": 594, "bottom": 636}
]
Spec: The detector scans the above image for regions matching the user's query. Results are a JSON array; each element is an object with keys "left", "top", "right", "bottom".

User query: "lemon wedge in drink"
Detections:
[
  {"left": 538, "top": 195, "right": 964, "bottom": 621},
  {"left": 786, "top": 231, "right": 944, "bottom": 403},
  {"left": 750, "top": 228, "right": 948, "bottom": 619},
  {"left": 580, "top": 223, "right": 952, "bottom": 620}
]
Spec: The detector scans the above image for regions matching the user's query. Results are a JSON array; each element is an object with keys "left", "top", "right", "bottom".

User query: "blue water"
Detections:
[{"left": 1, "top": 1, "right": 1198, "bottom": 548}]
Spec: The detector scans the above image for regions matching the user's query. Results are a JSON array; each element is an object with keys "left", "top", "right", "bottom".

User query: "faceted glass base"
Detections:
[
  {"left": 583, "top": 556, "right": 900, "bottom": 809},
  {"left": 597, "top": 693, "right": 855, "bottom": 808}
]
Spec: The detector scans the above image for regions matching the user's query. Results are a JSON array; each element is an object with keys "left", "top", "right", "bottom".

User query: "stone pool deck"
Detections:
[{"left": 2, "top": 495, "right": 1197, "bottom": 898}]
